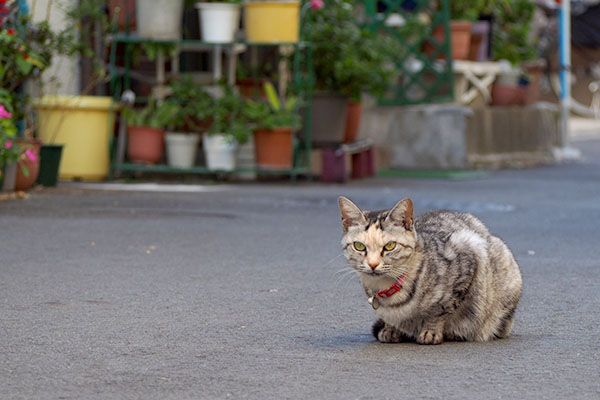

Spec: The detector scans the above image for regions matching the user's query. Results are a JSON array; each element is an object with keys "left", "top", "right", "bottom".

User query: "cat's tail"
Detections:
[{"left": 372, "top": 319, "right": 386, "bottom": 339}]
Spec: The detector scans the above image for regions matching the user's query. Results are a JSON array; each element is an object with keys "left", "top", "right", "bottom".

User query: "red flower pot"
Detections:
[
  {"left": 127, "top": 125, "right": 165, "bottom": 164},
  {"left": 424, "top": 21, "right": 472, "bottom": 60},
  {"left": 344, "top": 101, "right": 362, "bottom": 144},
  {"left": 253, "top": 128, "right": 294, "bottom": 169}
]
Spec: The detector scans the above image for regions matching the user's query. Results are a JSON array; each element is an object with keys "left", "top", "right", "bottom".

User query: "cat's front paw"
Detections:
[
  {"left": 377, "top": 326, "right": 404, "bottom": 343},
  {"left": 417, "top": 329, "right": 444, "bottom": 345}
]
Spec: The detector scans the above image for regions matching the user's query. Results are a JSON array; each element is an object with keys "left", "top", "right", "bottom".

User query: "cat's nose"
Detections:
[{"left": 368, "top": 261, "right": 379, "bottom": 270}]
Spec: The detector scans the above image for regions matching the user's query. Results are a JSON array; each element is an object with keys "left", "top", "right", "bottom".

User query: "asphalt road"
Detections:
[{"left": 1, "top": 140, "right": 599, "bottom": 399}]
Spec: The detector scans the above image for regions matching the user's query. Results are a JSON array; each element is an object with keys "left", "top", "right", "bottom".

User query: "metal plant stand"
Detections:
[{"left": 107, "top": 34, "right": 314, "bottom": 181}]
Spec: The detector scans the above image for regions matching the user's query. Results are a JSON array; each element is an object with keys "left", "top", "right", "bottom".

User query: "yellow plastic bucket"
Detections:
[
  {"left": 244, "top": 1, "right": 300, "bottom": 43},
  {"left": 34, "top": 96, "right": 118, "bottom": 181}
]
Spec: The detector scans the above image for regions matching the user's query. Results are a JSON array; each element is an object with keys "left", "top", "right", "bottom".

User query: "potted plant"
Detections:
[
  {"left": 448, "top": 0, "right": 484, "bottom": 60},
  {"left": 204, "top": 86, "right": 251, "bottom": 171},
  {"left": 195, "top": 0, "right": 242, "bottom": 43},
  {"left": 0, "top": 102, "right": 20, "bottom": 192},
  {"left": 244, "top": 0, "right": 301, "bottom": 43},
  {"left": 136, "top": 0, "right": 185, "bottom": 40},
  {"left": 489, "top": 0, "right": 539, "bottom": 105},
  {"left": 306, "top": 0, "right": 397, "bottom": 144},
  {"left": 163, "top": 78, "right": 213, "bottom": 168},
  {"left": 0, "top": 10, "right": 48, "bottom": 190},
  {"left": 19, "top": 1, "right": 120, "bottom": 182},
  {"left": 0, "top": 98, "right": 38, "bottom": 192},
  {"left": 122, "top": 100, "right": 173, "bottom": 164},
  {"left": 244, "top": 82, "right": 301, "bottom": 169}
]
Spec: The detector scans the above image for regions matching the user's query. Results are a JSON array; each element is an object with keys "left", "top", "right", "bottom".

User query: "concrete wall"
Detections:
[
  {"left": 28, "top": 0, "right": 79, "bottom": 95},
  {"left": 359, "top": 103, "right": 473, "bottom": 170},
  {"left": 359, "top": 101, "right": 560, "bottom": 170}
]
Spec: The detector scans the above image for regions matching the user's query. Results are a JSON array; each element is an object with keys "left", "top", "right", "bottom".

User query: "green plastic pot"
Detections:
[{"left": 37, "top": 144, "right": 64, "bottom": 187}]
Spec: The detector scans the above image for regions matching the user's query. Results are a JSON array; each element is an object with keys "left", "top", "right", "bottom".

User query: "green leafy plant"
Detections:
[
  {"left": 0, "top": 101, "right": 20, "bottom": 166},
  {"left": 449, "top": 0, "right": 485, "bottom": 22},
  {"left": 121, "top": 100, "right": 175, "bottom": 129},
  {"left": 162, "top": 77, "right": 213, "bottom": 132},
  {"left": 0, "top": 96, "right": 34, "bottom": 177},
  {"left": 193, "top": 0, "right": 243, "bottom": 4},
  {"left": 304, "top": 0, "right": 398, "bottom": 101},
  {"left": 244, "top": 82, "right": 302, "bottom": 130},
  {"left": 206, "top": 86, "right": 251, "bottom": 144},
  {"left": 490, "top": 0, "right": 537, "bottom": 65}
]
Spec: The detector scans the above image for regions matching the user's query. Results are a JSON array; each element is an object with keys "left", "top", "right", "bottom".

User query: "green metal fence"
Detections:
[{"left": 362, "top": 0, "right": 454, "bottom": 105}]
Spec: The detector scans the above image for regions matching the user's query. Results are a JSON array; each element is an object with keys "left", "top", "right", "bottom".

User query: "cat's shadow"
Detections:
[{"left": 310, "top": 331, "right": 524, "bottom": 350}]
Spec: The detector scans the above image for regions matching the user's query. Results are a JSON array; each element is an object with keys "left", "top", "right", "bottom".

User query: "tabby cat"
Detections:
[{"left": 338, "top": 197, "right": 522, "bottom": 344}]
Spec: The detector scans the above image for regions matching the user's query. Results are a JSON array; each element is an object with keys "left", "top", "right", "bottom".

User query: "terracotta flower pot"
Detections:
[
  {"left": 491, "top": 84, "right": 526, "bottom": 106},
  {"left": 426, "top": 21, "right": 472, "bottom": 60},
  {"left": 344, "top": 101, "right": 362, "bottom": 144},
  {"left": 236, "top": 78, "right": 267, "bottom": 99},
  {"left": 253, "top": 128, "right": 293, "bottom": 169},
  {"left": 523, "top": 62, "right": 544, "bottom": 105},
  {"left": 15, "top": 139, "right": 41, "bottom": 191},
  {"left": 127, "top": 125, "right": 165, "bottom": 164},
  {"left": 449, "top": 21, "right": 472, "bottom": 60}
]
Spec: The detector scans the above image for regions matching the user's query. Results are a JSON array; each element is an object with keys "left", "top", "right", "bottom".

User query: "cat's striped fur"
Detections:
[{"left": 338, "top": 197, "right": 522, "bottom": 344}]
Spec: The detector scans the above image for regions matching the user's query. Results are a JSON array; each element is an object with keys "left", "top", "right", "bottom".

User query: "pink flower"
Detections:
[
  {"left": 5, "top": 140, "right": 12, "bottom": 149},
  {"left": 25, "top": 148, "right": 36, "bottom": 162},
  {"left": 310, "top": 0, "right": 324, "bottom": 10},
  {"left": 0, "top": 105, "right": 11, "bottom": 119}
]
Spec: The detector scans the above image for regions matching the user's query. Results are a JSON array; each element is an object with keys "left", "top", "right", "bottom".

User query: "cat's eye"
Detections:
[
  {"left": 353, "top": 242, "right": 366, "bottom": 251},
  {"left": 384, "top": 241, "right": 397, "bottom": 251}
]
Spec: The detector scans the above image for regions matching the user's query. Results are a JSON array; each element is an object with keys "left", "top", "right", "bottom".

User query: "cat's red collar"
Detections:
[
  {"left": 369, "top": 274, "right": 407, "bottom": 310},
  {"left": 377, "top": 274, "right": 408, "bottom": 298}
]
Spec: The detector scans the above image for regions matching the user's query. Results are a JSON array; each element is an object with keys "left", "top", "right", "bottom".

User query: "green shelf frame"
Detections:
[
  {"left": 113, "top": 162, "right": 309, "bottom": 176},
  {"left": 363, "top": 0, "right": 454, "bottom": 105}
]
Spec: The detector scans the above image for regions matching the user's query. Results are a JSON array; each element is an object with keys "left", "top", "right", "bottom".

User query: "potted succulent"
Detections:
[
  {"left": 122, "top": 100, "right": 174, "bottom": 164},
  {"left": 244, "top": 82, "right": 301, "bottom": 169},
  {"left": 244, "top": 0, "right": 301, "bottom": 43},
  {"left": 162, "top": 78, "right": 213, "bottom": 168},
  {"left": 195, "top": 0, "right": 242, "bottom": 43},
  {"left": 204, "top": 86, "right": 251, "bottom": 171}
]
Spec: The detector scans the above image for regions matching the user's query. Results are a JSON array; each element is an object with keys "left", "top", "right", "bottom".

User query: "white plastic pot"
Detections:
[
  {"left": 137, "top": 0, "right": 184, "bottom": 40},
  {"left": 203, "top": 134, "right": 237, "bottom": 171},
  {"left": 165, "top": 132, "right": 201, "bottom": 168},
  {"left": 195, "top": 2, "right": 241, "bottom": 43}
]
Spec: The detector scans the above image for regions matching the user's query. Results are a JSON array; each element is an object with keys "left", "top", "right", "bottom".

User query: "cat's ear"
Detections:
[
  {"left": 338, "top": 196, "right": 366, "bottom": 230},
  {"left": 386, "top": 198, "right": 414, "bottom": 231}
]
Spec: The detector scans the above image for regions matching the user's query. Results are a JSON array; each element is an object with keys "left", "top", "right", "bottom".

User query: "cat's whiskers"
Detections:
[
  {"left": 334, "top": 267, "right": 359, "bottom": 287},
  {"left": 324, "top": 253, "right": 345, "bottom": 268}
]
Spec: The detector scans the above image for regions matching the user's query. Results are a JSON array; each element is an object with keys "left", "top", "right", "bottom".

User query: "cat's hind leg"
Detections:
[{"left": 372, "top": 319, "right": 410, "bottom": 343}]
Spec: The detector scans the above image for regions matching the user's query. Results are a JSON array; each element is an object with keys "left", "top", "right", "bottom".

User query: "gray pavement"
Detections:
[{"left": 1, "top": 139, "right": 600, "bottom": 399}]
